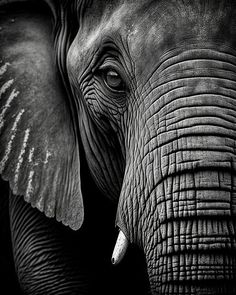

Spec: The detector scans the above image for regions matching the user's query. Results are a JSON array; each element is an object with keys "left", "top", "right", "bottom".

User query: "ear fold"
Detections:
[{"left": 0, "top": 3, "right": 84, "bottom": 230}]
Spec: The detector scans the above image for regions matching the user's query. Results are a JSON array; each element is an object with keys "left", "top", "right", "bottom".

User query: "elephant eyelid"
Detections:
[
  {"left": 96, "top": 59, "right": 128, "bottom": 93},
  {"left": 97, "top": 58, "right": 123, "bottom": 76}
]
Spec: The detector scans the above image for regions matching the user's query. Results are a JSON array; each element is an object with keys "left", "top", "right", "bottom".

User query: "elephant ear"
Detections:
[{"left": 0, "top": 3, "right": 84, "bottom": 230}]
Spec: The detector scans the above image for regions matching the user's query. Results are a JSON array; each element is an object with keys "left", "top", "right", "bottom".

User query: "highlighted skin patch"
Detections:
[
  {"left": 0, "top": 79, "right": 14, "bottom": 98},
  {"left": 28, "top": 147, "right": 35, "bottom": 163},
  {"left": 44, "top": 150, "right": 52, "bottom": 164},
  {"left": 25, "top": 170, "right": 34, "bottom": 201},
  {"left": 0, "top": 88, "right": 19, "bottom": 130},
  {"left": 0, "top": 62, "right": 10, "bottom": 76},
  {"left": 14, "top": 128, "right": 30, "bottom": 190},
  {"left": 0, "top": 109, "right": 25, "bottom": 173}
]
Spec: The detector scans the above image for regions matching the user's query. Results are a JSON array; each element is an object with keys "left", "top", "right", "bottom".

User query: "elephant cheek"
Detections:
[{"left": 77, "top": 105, "right": 125, "bottom": 201}]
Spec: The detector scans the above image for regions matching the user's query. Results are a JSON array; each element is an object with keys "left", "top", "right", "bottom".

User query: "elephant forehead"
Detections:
[
  {"left": 69, "top": 0, "right": 236, "bottom": 79},
  {"left": 125, "top": 1, "right": 236, "bottom": 73}
]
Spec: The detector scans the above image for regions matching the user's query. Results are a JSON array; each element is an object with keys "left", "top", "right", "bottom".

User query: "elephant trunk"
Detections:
[{"left": 116, "top": 48, "right": 236, "bottom": 294}]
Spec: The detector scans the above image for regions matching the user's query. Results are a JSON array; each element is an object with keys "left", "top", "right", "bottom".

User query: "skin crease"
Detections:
[{"left": 67, "top": 0, "right": 236, "bottom": 294}]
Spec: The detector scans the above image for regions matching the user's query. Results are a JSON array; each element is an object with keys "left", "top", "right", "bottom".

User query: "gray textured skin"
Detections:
[
  {"left": 69, "top": 1, "right": 236, "bottom": 294},
  {"left": 1, "top": 0, "right": 236, "bottom": 294}
]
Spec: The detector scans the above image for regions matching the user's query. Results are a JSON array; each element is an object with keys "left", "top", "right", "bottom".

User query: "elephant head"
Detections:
[{"left": 1, "top": 0, "right": 236, "bottom": 294}]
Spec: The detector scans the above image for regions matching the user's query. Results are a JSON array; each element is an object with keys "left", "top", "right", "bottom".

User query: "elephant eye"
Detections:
[{"left": 103, "top": 69, "right": 125, "bottom": 92}]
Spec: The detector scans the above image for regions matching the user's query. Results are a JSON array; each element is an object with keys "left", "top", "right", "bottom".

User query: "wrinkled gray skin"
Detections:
[
  {"left": 1, "top": 0, "right": 236, "bottom": 294},
  {"left": 69, "top": 1, "right": 236, "bottom": 294}
]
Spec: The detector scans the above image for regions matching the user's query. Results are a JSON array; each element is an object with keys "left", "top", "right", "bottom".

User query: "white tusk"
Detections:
[{"left": 111, "top": 230, "right": 129, "bottom": 265}]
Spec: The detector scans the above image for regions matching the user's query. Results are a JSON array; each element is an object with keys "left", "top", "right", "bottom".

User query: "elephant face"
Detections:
[
  {"left": 67, "top": 0, "right": 236, "bottom": 293},
  {"left": 1, "top": 0, "right": 236, "bottom": 294}
]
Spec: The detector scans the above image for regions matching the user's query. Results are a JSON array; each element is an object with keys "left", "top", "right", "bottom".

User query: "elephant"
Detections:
[{"left": 1, "top": 0, "right": 236, "bottom": 294}]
